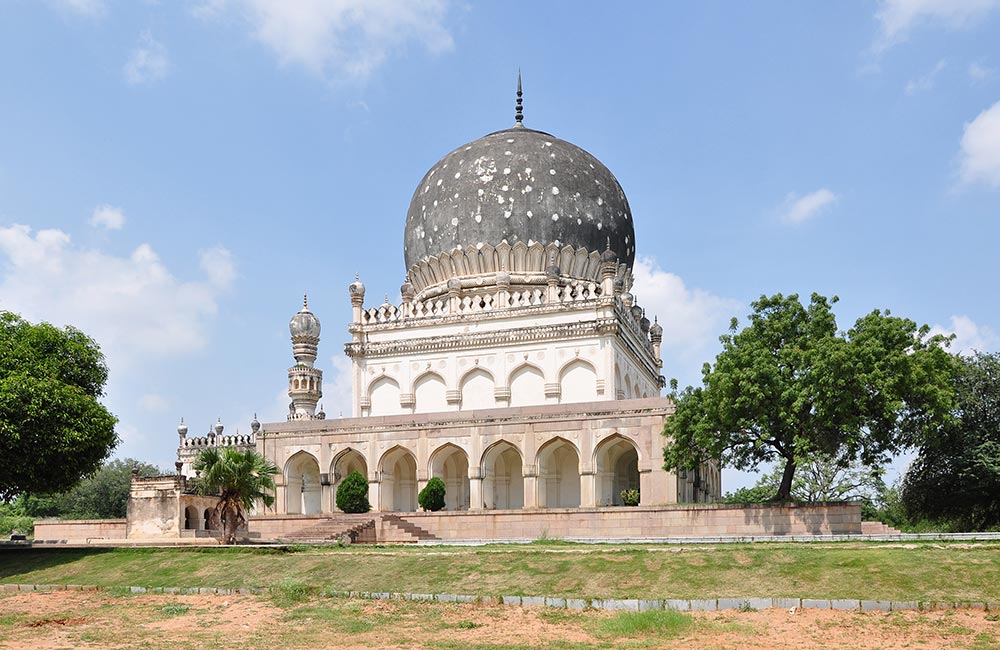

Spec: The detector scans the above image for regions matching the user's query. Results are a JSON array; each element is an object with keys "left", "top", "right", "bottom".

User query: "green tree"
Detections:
[
  {"left": 663, "top": 293, "right": 954, "bottom": 501},
  {"left": 0, "top": 312, "right": 118, "bottom": 500},
  {"left": 18, "top": 458, "right": 160, "bottom": 519},
  {"left": 418, "top": 476, "right": 446, "bottom": 512},
  {"left": 723, "top": 453, "right": 886, "bottom": 505},
  {"left": 335, "top": 471, "right": 371, "bottom": 513},
  {"left": 902, "top": 352, "right": 1000, "bottom": 531},
  {"left": 192, "top": 447, "right": 278, "bottom": 544}
]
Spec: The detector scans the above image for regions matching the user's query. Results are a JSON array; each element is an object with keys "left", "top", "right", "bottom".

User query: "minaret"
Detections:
[{"left": 287, "top": 293, "right": 323, "bottom": 420}]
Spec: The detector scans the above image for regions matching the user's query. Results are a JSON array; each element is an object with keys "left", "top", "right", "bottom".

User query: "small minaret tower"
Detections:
[{"left": 287, "top": 293, "right": 323, "bottom": 420}]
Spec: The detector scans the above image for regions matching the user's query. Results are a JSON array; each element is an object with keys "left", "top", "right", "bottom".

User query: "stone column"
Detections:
[
  {"left": 580, "top": 470, "right": 597, "bottom": 507},
  {"left": 368, "top": 474, "right": 381, "bottom": 512},
  {"left": 522, "top": 471, "right": 538, "bottom": 509},
  {"left": 468, "top": 466, "right": 484, "bottom": 510}
]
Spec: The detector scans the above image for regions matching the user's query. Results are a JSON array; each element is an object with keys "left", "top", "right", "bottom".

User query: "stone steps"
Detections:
[
  {"left": 861, "top": 521, "right": 903, "bottom": 535},
  {"left": 381, "top": 514, "right": 440, "bottom": 542},
  {"left": 278, "top": 516, "right": 375, "bottom": 543}
]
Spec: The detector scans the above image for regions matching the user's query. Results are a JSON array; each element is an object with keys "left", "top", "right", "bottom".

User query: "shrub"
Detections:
[
  {"left": 418, "top": 477, "right": 446, "bottom": 512},
  {"left": 335, "top": 471, "right": 371, "bottom": 513},
  {"left": 620, "top": 489, "right": 640, "bottom": 506}
]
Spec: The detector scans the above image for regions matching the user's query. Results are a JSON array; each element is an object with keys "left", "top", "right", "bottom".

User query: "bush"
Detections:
[
  {"left": 620, "top": 489, "right": 640, "bottom": 506},
  {"left": 418, "top": 477, "right": 446, "bottom": 512},
  {"left": 335, "top": 471, "right": 371, "bottom": 513}
]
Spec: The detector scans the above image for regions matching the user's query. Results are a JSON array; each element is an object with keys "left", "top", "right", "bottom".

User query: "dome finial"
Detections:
[
  {"left": 303, "top": 291, "right": 308, "bottom": 309},
  {"left": 514, "top": 69, "right": 523, "bottom": 126}
]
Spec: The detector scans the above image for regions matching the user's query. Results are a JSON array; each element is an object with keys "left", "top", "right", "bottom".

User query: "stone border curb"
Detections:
[{"left": 5, "top": 583, "right": 995, "bottom": 614}]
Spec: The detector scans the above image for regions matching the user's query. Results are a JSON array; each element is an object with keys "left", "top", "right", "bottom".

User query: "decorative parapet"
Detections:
[{"left": 180, "top": 432, "right": 255, "bottom": 449}]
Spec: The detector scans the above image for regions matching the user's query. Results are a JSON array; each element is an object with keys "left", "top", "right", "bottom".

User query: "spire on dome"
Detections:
[
  {"left": 514, "top": 70, "right": 524, "bottom": 126},
  {"left": 303, "top": 292, "right": 308, "bottom": 309}
]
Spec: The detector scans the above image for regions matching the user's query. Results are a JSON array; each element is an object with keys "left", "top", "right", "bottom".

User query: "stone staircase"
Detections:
[
  {"left": 861, "top": 521, "right": 903, "bottom": 535},
  {"left": 278, "top": 515, "right": 376, "bottom": 543},
  {"left": 381, "top": 514, "right": 440, "bottom": 543}
]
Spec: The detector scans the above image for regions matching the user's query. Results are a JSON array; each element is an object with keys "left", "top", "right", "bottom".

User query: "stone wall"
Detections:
[{"left": 33, "top": 519, "right": 126, "bottom": 544}]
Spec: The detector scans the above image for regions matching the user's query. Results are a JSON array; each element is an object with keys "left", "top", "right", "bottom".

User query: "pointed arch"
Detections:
[
  {"left": 330, "top": 447, "right": 368, "bottom": 512},
  {"left": 481, "top": 439, "right": 524, "bottom": 510},
  {"left": 413, "top": 371, "right": 448, "bottom": 413},
  {"left": 428, "top": 443, "right": 470, "bottom": 511},
  {"left": 558, "top": 358, "right": 598, "bottom": 404},
  {"left": 594, "top": 434, "right": 640, "bottom": 506},
  {"left": 378, "top": 445, "right": 418, "bottom": 512},
  {"left": 284, "top": 451, "right": 322, "bottom": 515},
  {"left": 535, "top": 436, "right": 581, "bottom": 508},
  {"left": 460, "top": 367, "right": 495, "bottom": 410},
  {"left": 368, "top": 375, "right": 401, "bottom": 416},
  {"left": 509, "top": 363, "right": 544, "bottom": 407}
]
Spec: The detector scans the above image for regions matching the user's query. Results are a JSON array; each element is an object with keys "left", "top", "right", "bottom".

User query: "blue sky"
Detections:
[{"left": 1, "top": 1, "right": 998, "bottom": 491}]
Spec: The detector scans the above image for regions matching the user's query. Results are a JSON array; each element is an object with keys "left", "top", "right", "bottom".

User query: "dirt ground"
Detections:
[{"left": 0, "top": 590, "right": 998, "bottom": 649}]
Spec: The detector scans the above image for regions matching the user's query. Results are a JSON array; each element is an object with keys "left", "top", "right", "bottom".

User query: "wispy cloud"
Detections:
[
  {"left": 929, "top": 315, "right": 999, "bottom": 355},
  {"left": 905, "top": 59, "right": 947, "bottom": 95},
  {"left": 968, "top": 61, "right": 997, "bottom": 83},
  {"left": 124, "top": 30, "right": 170, "bottom": 85},
  {"left": 630, "top": 256, "right": 743, "bottom": 390},
  {"left": 958, "top": 100, "right": 1000, "bottom": 188},
  {"left": 0, "top": 222, "right": 234, "bottom": 371},
  {"left": 47, "top": 0, "right": 105, "bottom": 17},
  {"left": 778, "top": 189, "right": 838, "bottom": 225},
  {"left": 194, "top": 0, "right": 454, "bottom": 81},
  {"left": 89, "top": 204, "right": 126, "bottom": 230},
  {"left": 874, "top": 0, "right": 1000, "bottom": 52}
]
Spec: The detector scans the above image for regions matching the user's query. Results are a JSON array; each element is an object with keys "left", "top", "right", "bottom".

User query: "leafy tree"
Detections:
[
  {"left": 0, "top": 312, "right": 118, "bottom": 500},
  {"left": 663, "top": 293, "right": 954, "bottom": 501},
  {"left": 335, "top": 471, "right": 371, "bottom": 513},
  {"left": 17, "top": 458, "right": 160, "bottom": 519},
  {"left": 418, "top": 476, "right": 446, "bottom": 512},
  {"left": 722, "top": 453, "right": 886, "bottom": 505},
  {"left": 902, "top": 352, "right": 1000, "bottom": 531},
  {"left": 192, "top": 447, "right": 277, "bottom": 544}
]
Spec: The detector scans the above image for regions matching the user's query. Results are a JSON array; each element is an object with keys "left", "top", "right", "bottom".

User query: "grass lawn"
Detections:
[{"left": 2, "top": 540, "right": 999, "bottom": 603}]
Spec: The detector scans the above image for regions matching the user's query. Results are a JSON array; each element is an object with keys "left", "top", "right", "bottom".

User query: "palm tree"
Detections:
[{"left": 192, "top": 447, "right": 278, "bottom": 545}]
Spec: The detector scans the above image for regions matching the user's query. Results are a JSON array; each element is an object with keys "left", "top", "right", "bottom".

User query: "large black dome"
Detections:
[{"left": 403, "top": 126, "right": 635, "bottom": 275}]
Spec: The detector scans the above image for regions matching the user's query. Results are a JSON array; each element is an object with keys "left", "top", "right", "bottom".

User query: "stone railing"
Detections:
[{"left": 180, "top": 433, "right": 255, "bottom": 449}]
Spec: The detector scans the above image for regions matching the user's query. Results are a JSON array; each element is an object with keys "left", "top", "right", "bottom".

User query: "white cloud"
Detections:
[
  {"left": 196, "top": 0, "right": 454, "bottom": 80},
  {"left": 929, "top": 315, "right": 999, "bottom": 355},
  {"left": 905, "top": 59, "right": 947, "bottom": 95},
  {"left": 959, "top": 100, "right": 1000, "bottom": 187},
  {"left": 630, "top": 256, "right": 743, "bottom": 390},
  {"left": 779, "top": 188, "right": 838, "bottom": 225},
  {"left": 47, "top": 0, "right": 105, "bottom": 17},
  {"left": 138, "top": 393, "right": 170, "bottom": 412},
  {"left": 968, "top": 61, "right": 997, "bottom": 82},
  {"left": 0, "top": 222, "right": 233, "bottom": 371},
  {"left": 124, "top": 31, "right": 170, "bottom": 86},
  {"left": 875, "top": 0, "right": 1000, "bottom": 51},
  {"left": 89, "top": 204, "right": 126, "bottom": 230},
  {"left": 199, "top": 245, "right": 236, "bottom": 289}
]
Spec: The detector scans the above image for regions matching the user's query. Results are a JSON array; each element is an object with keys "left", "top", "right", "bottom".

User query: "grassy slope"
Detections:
[{"left": 1, "top": 542, "right": 998, "bottom": 602}]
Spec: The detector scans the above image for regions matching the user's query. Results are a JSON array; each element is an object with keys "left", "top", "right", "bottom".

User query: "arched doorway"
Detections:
[
  {"left": 481, "top": 440, "right": 524, "bottom": 510},
  {"left": 594, "top": 435, "right": 640, "bottom": 506},
  {"left": 536, "top": 437, "right": 581, "bottom": 508},
  {"left": 379, "top": 446, "right": 417, "bottom": 512},
  {"left": 429, "top": 444, "right": 470, "bottom": 511},
  {"left": 285, "top": 452, "right": 322, "bottom": 515},
  {"left": 331, "top": 448, "right": 368, "bottom": 512},
  {"left": 184, "top": 506, "right": 198, "bottom": 530}
]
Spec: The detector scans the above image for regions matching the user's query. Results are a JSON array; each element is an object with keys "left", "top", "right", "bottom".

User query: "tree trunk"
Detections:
[
  {"left": 224, "top": 505, "right": 237, "bottom": 545},
  {"left": 775, "top": 457, "right": 796, "bottom": 501}
]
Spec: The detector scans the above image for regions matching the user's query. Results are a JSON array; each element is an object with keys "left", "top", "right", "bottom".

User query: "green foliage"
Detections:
[
  {"left": 620, "top": 489, "right": 640, "bottom": 506},
  {"left": 335, "top": 471, "right": 371, "bottom": 513},
  {"left": 192, "top": 447, "right": 278, "bottom": 544},
  {"left": 593, "top": 610, "right": 693, "bottom": 638},
  {"left": 663, "top": 293, "right": 955, "bottom": 501},
  {"left": 418, "top": 476, "right": 446, "bottom": 511},
  {"left": 732, "top": 453, "right": 886, "bottom": 505},
  {"left": 902, "top": 352, "right": 1000, "bottom": 531},
  {"left": 0, "top": 312, "right": 119, "bottom": 499},
  {"left": 18, "top": 458, "right": 161, "bottom": 520}
]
